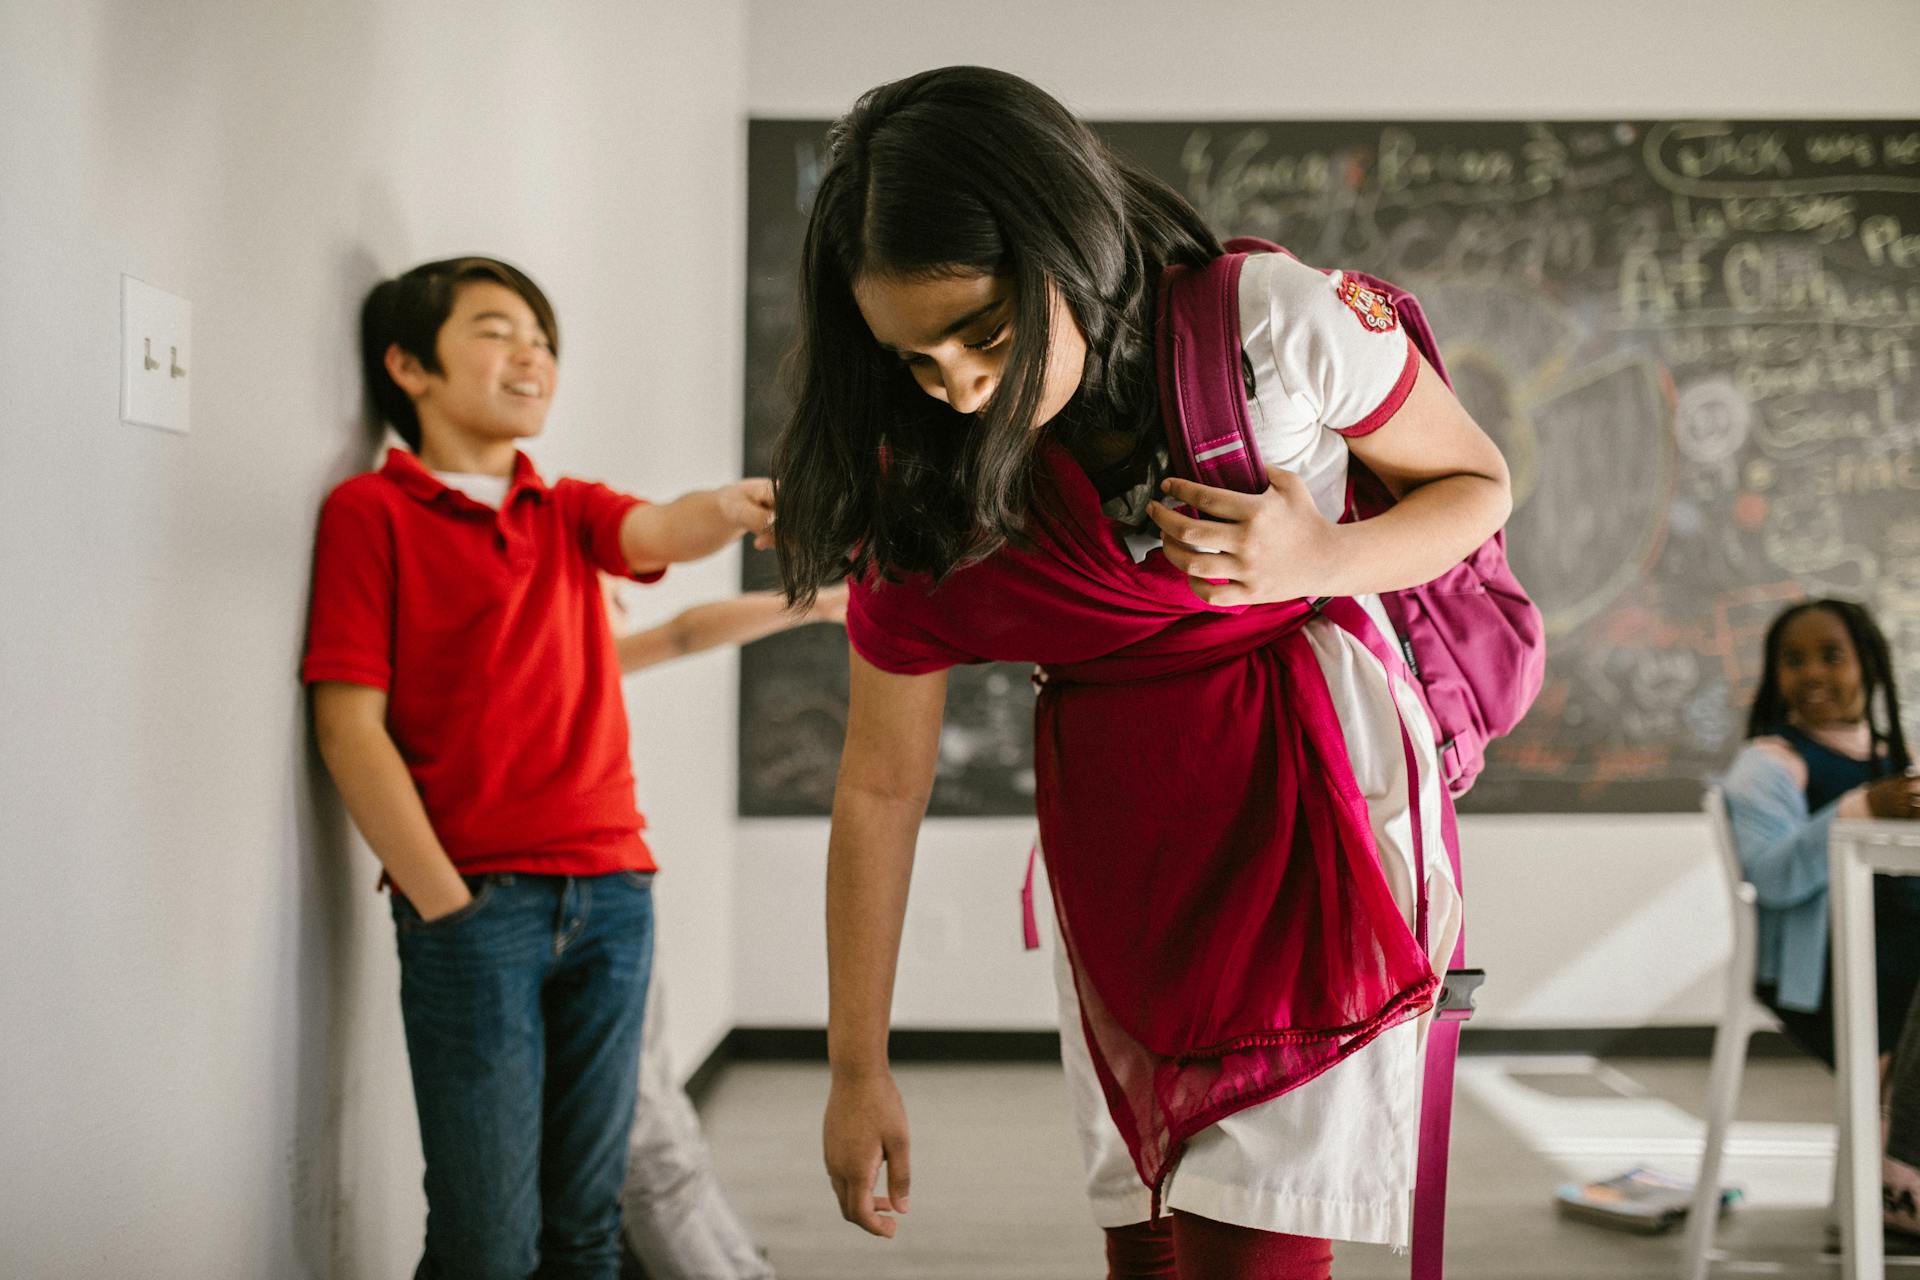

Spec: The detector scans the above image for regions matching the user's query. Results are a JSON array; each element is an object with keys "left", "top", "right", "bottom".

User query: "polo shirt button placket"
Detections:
[{"left": 495, "top": 502, "right": 528, "bottom": 563}]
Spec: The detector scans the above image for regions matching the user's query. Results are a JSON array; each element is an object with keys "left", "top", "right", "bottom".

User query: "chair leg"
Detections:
[
  {"left": 1682, "top": 1011, "right": 1754, "bottom": 1280},
  {"left": 1833, "top": 1121, "right": 1851, "bottom": 1233}
]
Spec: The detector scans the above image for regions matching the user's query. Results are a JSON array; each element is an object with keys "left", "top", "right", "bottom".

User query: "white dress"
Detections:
[{"left": 1051, "top": 251, "right": 1465, "bottom": 1246}]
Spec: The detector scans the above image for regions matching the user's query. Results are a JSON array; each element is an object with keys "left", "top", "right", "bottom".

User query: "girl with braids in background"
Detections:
[{"left": 1721, "top": 597, "right": 1920, "bottom": 1239}]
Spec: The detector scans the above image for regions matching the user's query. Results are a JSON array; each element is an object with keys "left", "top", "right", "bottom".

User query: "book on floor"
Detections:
[{"left": 1553, "top": 1167, "right": 1742, "bottom": 1234}]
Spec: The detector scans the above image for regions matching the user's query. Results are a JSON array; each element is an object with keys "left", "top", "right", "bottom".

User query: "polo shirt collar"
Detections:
[{"left": 381, "top": 447, "right": 551, "bottom": 509}]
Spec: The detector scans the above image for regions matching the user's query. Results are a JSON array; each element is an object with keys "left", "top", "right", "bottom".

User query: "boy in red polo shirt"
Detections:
[{"left": 304, "top": 256, "right": 772, "bottom": 1280}]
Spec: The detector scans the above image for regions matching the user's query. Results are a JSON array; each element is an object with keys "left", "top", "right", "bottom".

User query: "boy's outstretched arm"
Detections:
[
  {"left": 311, "top": 682, "right": 473, "bottom": 920},
  {"left": 620, "top": 478, "right": 775, "bottom": 575},
  {"left": 616, "top": 584, "right": 849, "bottom": 674}
]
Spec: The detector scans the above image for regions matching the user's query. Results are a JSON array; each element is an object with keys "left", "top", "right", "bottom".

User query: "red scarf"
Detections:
[{"left": 848, "top": 444, "right": 1438, "bottom": 1195}]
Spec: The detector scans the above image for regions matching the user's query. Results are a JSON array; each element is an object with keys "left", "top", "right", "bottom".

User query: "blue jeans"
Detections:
[{"left": 392, "top": 871, "right": 654, "bottom": 1280}]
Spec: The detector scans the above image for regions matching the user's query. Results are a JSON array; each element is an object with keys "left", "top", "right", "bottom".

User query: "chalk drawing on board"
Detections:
[
  {"left": 1417, "top": 280, "right": 1677, "bottom": 637},
  {"left": 742, "top": 117, "right": 1920, "bottom": 815}
]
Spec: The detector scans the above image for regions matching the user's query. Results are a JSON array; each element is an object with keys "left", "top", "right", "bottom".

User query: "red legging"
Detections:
[{"left": 1105, "top": 1213, "right": 1334, "bottom": 1279}]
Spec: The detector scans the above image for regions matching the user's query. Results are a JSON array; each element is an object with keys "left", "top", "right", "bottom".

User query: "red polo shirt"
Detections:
[{"left": 303, "top": 448, "right": 658, "bottom": 876}]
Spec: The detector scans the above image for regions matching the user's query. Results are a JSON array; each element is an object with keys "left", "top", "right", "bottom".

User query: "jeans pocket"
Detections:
[
  {"left": 400, "top": 875, "right": 498, "bottom": 932},
  {"left": 619, "top": 869, "right": 656, "bottom": 891}
]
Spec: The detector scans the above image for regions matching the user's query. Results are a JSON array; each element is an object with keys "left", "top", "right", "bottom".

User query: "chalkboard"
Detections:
[{"left": 740, "top": 118, "right": 1920, "bottom": 816}]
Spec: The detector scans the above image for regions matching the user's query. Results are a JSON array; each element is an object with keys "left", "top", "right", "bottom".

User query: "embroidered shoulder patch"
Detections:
[{"left": 1333, "top": 273, "right": 1398, "bottom": 334}]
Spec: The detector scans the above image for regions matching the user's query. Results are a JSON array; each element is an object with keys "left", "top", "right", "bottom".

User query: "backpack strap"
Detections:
[
  {"left": 1155, "top": 250, "right": 1266, "bottom": 495},
  {"left": 1020, "top": 839, "right": 1041, "bottom": 951},
  {"left": 1318, "top": 596, "right": 1473, "bottom": 1280},
  {"left": 1414, "top": 814, "right": 1475, "bottom": 1280}
]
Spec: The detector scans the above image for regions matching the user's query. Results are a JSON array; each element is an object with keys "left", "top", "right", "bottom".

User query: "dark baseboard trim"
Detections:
[
  {"left": 1458, "top": 1025, "right": 1805, "bottom": 1058},
  {"left": 684, "top": 1028, "right": 1059, "bottom": 1107},
  {"left": 682, "top": 1033, "right": 735, "bottom": 1109},
  {"left": 683, "top": 1024, "right": 1800, "bottom": 1104},
  {"left": 730, "top": 1027, "right": 1063, "bottom": 1063}
]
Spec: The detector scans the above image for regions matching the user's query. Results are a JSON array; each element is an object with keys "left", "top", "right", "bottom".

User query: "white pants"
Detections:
[
  {"left": 1052, "top": 611, "right": 1462, "bottom": 1247},
  {"left": 620, "top": 975, "right": 773, "bottom": 1280}
]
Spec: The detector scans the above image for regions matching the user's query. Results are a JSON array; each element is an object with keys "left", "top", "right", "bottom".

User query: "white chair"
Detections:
[
  {"left": 1682, "top": 785, "right": 1769, "bottom": 1279},
  {"left": 1682, "top": 785, "right": 1849, "bottom": 1279}
]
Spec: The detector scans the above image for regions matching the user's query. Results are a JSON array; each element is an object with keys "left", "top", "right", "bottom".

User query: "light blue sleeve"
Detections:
[{"left": 1720, "top": 743, "right": 1840, "bottom": 910}]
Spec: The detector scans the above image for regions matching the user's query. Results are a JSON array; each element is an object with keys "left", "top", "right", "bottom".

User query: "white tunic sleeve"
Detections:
[
  {"left": 1236, "top": 251, "right": 1420, "bottom": 521},
  {"left": 1251, "top": 250, "right": 1420, "bottom": 435}
]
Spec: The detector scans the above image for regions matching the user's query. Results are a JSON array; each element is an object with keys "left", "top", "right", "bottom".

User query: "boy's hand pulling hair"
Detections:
[{"left": 721, "top": 478, "right": 777, "bottom": 550}]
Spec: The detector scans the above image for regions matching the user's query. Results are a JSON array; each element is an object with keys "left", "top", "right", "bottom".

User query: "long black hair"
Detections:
[
  {"left": 772, "top": 66, "right": 1221, "bottom": 602},
  {"left": 1746, "top": 597, "right": 1910, "bottom": 772}
]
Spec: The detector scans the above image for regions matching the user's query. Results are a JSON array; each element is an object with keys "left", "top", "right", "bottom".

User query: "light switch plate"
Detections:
[{"left": 121, "top": 275, "right": 191, "bottom": 433}]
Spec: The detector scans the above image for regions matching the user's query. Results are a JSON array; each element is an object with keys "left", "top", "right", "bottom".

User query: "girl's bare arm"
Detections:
[
  {"left": 616, "top": 585, "right": 849, "bottom": 674},
  {"left": 1320, "top": 353, "right": 1513, "bottom": 591},
  {"left": 821, "top": 651, "right": 947, "bottom": 1238},
  {"left": 618, "top": 479, "right": 776, "bottom": 574}
]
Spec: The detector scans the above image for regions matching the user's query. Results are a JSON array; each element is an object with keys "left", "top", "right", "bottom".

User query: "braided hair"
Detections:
[{"left": 1746, "top": 598, "right": 1910, "bottom": 773}]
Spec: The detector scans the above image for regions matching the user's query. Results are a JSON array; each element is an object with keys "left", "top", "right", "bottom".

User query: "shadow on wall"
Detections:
[
  {"left": 286, "top": 238, "right": 402, "bottom": 1276},
  {"left": 286, "top": 719, "right": 357, "bottom": 1276}
]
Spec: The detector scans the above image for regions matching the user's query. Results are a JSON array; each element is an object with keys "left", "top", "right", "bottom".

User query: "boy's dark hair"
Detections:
[
  {"left": 359, "top": 256, "right": 558, "bottom": 451},
  {"left": 1746, "top": 597, "right": 1911, "bottom": 773},
  {"left": 771, "top": 65, "right": 1222, "bottom": 602}
]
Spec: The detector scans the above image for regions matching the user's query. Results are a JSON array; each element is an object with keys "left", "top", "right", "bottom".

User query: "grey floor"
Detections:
[{"left": 695, "top": 1052, "right": 1906, "bottom": 1279}]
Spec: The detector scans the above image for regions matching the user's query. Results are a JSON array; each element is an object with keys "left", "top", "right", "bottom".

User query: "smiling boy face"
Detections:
[{"left": 387, "top": 280, "right": 558, "bottom": 458}]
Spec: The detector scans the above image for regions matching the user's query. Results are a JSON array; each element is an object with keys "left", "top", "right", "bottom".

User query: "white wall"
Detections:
[
  {"left": 736, "top": 816, "right": 1733, "bottom": 1032},
  {"left": 747, "top": 0, "right": 1920, "bottom": 119},
  {"left": 0, "top": 3, "right": 745, "bottom": 1276},
  {"left": 733, "top": 0, "right": 1920, "bottom": 1033}
]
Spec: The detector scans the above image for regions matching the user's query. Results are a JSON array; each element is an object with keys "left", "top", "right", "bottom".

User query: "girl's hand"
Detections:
[
  {"left": 719, "top": 478, "right": 777, "bottom": 550},
  {"left": 808, "top": 583, "right": 851, "bottom": 626},
  {"left": 1148, "top": 466, "right": 1338, "bottom": 606},
  {"left": 1866, "top": 774, "right": 1920, "bottom": 820},
  {"left": 823, "top": 1070, "right": 911, "bottom": 1237}
]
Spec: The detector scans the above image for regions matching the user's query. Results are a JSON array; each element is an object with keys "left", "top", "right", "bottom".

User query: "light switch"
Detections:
[{"left": 121, "top": 275, "right": 191, "bottom": 433}]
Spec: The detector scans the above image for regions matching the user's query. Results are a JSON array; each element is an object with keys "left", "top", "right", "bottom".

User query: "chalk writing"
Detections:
[{"left": 742, "top": 118, "right": 1920, "bottom": 815}]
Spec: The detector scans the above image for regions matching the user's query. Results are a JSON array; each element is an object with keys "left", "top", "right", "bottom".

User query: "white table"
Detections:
[{"left": 1831, "top": 819, "right": 1920, "bottom": 1280}]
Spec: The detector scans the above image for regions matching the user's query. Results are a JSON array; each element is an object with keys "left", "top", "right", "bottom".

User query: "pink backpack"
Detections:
[{"left": 1155, "top": 237, "right": 1545, "bottom": 797}]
